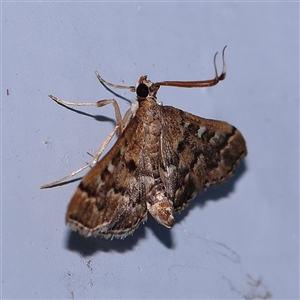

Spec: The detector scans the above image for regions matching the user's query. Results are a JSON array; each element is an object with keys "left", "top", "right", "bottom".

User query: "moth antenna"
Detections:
[{"left": 154, "top": 46, "right": 227, "bottom": 88}]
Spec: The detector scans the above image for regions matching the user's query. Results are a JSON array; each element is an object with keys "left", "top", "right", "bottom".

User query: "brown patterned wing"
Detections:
[
  {"left": 160, "top": 106, "right": 247, "bottom": 212},
  {"left": 66, "top": 117, "right": 148, "bottom": 238}
]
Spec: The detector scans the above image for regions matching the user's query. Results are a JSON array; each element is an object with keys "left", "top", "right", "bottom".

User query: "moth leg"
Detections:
[
  {"left": 48, "top": 94, "right": 124, "bottom": 133},
  {"left": 95, "top": 71, "right": 135, "bottom": 92},
  {"left": 40, "top": 124, "right": 119, "bottom": 189}
]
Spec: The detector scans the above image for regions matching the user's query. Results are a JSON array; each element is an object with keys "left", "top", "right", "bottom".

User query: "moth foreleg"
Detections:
[{"left": 48, "top": 94, "right": 124, "bottom": 134}]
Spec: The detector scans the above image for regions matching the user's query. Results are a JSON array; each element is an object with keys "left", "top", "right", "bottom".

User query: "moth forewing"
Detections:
[{"left": 158, "top": 106, "right": 247, "bottom": 213}]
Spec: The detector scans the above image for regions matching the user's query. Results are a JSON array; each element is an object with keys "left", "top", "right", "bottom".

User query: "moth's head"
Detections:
[{"left": 135, "top": 76, "right": 160, "bottom": 100}]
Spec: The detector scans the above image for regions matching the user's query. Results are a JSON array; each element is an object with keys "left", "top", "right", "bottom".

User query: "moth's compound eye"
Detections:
[{"left": 136, "top": 83, "right": 149, "bottom": 98}]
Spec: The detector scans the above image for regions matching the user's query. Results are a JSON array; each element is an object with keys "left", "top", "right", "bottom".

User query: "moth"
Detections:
[{"left": 42, "top": 46, "right": 247, "bottom": 239}]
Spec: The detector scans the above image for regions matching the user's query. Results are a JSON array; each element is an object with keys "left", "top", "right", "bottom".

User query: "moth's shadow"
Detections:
[
  {"left": 175, "top": 160, "right": 248, "bottom": 223},
  {"left": 65, "top": 223, "right": 147, "bottom": 255},
  {"left": 65, "top": 213, "right": 176, "bottom": 255},
  {"left": 55, "top": 101, "right": 117, "bottom": 125},
  {"left": 65, "top": 161, "right": 247, "bottom": 254}
]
